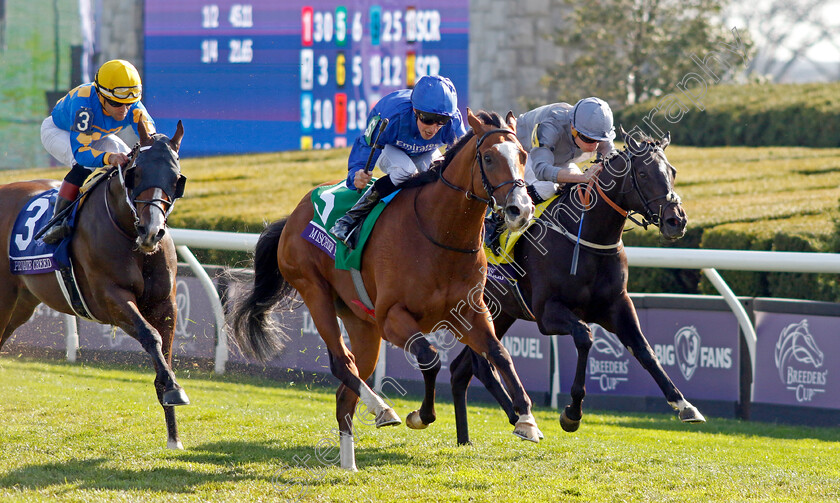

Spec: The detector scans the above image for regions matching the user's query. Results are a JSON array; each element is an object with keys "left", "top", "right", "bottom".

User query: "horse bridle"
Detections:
[
  {"left": 415, "top": 128, "right": 526, "bottom": 254},
  {"left": 107, "top": 140, "right": 185, "bottom": 236},
  {"left": 599, "top": 144, "right": 681, "bottom": 230},
  {"left": 439, "top": 128, "right": 527, "bottom": 212}
]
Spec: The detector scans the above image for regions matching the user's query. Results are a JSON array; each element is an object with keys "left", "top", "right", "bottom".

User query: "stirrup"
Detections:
[
  {"left": 340, "top": 224, "right": 362, "bottom": 249},
  {"left": 41, "top": 220, "right": 71, "bottom": 244}
]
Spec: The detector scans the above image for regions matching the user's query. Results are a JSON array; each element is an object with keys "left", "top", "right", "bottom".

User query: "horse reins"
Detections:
[
  {"left": 104, "top": 142, "right": 180, "bottom": 239},
  {"left": 545, "top": 144, "right": 680, "bottom": 251},
  {"left": 418, "top": 127, "right": 526, "bottom": 253}
]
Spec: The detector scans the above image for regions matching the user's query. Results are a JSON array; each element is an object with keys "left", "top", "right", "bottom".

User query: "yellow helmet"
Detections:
[{"left": 95, "top": 59, "right": 142, "bottom": 104}]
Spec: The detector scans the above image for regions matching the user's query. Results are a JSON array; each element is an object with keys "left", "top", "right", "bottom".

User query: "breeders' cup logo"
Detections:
[
  {"left": 592, "top": 326, "right": 624, "bottom": 358},
  {"left": 588, "top": 324, "right": 629, "bottom": 392},
  {"left": 774, "top": 319, "right": 827, "bottom": 402},
  {"left": 174, "top": 279, "right": 198, "bottom": 352},
  {"left": 674, "top": 326, "right": 701, "bottom": 380}
]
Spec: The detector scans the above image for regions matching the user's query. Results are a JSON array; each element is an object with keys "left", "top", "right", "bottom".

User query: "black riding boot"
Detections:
[
  {"left": 484, "top": 212, "right": 506, "bottom": 255},
  {"left": 331, "top": 176, "right": 397, "bottom": 249},
  {"left": 41, "top": 196, "right": 74, "bottom": 244}
]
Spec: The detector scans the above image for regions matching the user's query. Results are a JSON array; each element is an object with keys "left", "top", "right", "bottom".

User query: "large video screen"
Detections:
[{"left": 144, "top": 1, "right": 469, "bottom": 157}]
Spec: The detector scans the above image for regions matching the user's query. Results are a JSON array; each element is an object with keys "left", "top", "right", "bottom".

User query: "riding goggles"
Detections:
[
  {"left": 576, "top": 130, "right": 598, "bottom": 144},
  {"left": 415, "top": 110, "right": 451, "bottom": 126},
  {"left": 98, "top": 84, "right": 142, "bottom": 101}
]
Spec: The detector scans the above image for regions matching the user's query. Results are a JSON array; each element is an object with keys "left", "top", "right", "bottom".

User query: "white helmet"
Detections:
[{"left": 571, "top": 97, "right": 615, "bottom": 141}]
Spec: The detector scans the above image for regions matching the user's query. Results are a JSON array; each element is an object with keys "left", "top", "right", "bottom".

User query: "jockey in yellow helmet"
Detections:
[{"left": 40, "top": 59, "right": 156, "bottom": 244}]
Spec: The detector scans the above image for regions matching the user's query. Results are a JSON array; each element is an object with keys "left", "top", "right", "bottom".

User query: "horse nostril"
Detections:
[
  {"left": 156, "top": 228, "right": 166, "bottom": 240},
  {"left": 505, "top": 206, "right": 521, "bottom": 219}
]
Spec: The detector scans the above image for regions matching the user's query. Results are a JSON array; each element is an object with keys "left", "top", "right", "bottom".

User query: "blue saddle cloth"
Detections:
[{"left": 8, "top": 188, "right": 74, "bottom": 275}]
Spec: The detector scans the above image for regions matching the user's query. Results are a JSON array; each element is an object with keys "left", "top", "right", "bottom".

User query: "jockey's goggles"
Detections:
[
  {"left": 415, "top": 110, "right": 451, "bottom": 126},
  {"left": 575, "top": 130, "right": 598, "bottom": 144},
  {"left": 98, "top": 85, "right": 142, "bottom": 102}
]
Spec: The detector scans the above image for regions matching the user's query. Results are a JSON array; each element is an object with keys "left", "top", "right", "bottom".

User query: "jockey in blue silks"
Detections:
[
  {"left": 330, "top": 74, "right": 467, "bottom": 249},
  {"left": 39, "top": 59, "right": 156, "bottom": 244}
]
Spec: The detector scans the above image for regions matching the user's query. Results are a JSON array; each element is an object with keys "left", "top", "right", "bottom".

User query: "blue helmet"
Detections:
[
  {"left": 571, "top": 97, "right": 616, "bottom": 141},
  {"left": 410, "top": 75, "right": 458, "bottom": 117}
]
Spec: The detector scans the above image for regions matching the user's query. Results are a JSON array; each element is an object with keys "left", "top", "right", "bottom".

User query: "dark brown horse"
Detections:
[
  {"left": 450, "top": 129, "right": 706, "bottom": 445},
  {"left": 228, "top": 110, "right": 539, "bottom": 470},
  {"left": 0, "top": 122, "right": 190, "bottom": 449}
]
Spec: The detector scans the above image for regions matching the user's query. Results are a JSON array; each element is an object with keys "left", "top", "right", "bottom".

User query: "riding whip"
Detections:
[{"left": 358, "top": 117, "right": 390, "bottom": 193}]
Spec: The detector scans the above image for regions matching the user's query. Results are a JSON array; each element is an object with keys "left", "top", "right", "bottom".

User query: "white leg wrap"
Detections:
[
  {"left": 339, "top": 432, "right": 357, "bottom": 471},
  {"left": 359, "top": 384, "right": 388, "bottom": 416}
]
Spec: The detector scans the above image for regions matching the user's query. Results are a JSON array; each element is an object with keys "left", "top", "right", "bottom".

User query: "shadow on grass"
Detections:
[
  {"left": 0, "top": 441, "right": 411, "bottom": 494},
  {"left": 599, "top": 410, "right": 840, "bottom": 442}
]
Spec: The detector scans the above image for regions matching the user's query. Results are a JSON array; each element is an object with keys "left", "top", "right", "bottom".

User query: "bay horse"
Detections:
[
  {"left": 0, "top": 121, "right": 190, "bottom": 449},
  {"left": 449, "top": 128, "right": 706, "bottom": 445},
  {"left": 228, "top": 110, "right": 539, "bottom": 471}
]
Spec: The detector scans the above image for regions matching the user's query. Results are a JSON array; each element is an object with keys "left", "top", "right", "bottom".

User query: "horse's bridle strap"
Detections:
[{"left": 542, "top": 219, "right": 623, "bottom": 251}]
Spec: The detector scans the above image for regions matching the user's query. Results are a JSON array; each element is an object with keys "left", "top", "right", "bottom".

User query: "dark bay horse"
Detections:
[
  {"left": 450, "top": 129, "right": 706, "bottom": 445},
  {"left": 228, "top": 110, "right": 539, "bottom": 470},
  {"left": 0, "top": 121, "right": 190, "bottom": 449}
]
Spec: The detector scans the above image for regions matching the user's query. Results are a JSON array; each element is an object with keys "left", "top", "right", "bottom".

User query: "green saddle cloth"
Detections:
[{"left": 309, "top": 179, "right": 394, "bottom": 271}]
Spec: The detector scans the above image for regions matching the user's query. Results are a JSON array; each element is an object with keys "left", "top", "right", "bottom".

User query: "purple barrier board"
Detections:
[
  {"left": 77, "top": 276, "right": 217, "bottom": 358},
  {"left": 556, "top": 307, "right": 739, "bottom": 401},
  {"left": 753, "top": 312, "right": 839, "bottom": 409},
  {"left": 5, "top": 273, "right": 218, "bottom": 359},
  {"left": 225, "top": 304, "right": 332, "bottom": 376},
  {"left": 3, "top": 303, "right": 69, "bottom": 351},
  {"left": 384, "top": 319, "right": 551, "bottom": 394}
]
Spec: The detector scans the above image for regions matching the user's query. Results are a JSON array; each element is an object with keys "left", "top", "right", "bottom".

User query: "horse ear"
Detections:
[
  {"left": 660, "top": 131, "right": 671, "bottom": 150},
  {"left": 505, "top": 110, "right": 517, "bottom": 131},
  {"left": 618, "top": 125, "right": 628, "bottom": 137},
  {"left": 466, "top": 108, "right": 483, "bottom": 134},
  {"left": 137, "top": 119, "right": 151, "bottom": 144},
  {"left": 623, "top": 127, "right": 642, "bottom": 154},
  {"left": 170, "top": 120, "right": 184, "bottom": 153}
]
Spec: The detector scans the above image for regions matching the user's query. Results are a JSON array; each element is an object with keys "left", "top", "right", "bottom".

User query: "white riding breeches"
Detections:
[
  {"left": 40, "top": 116, "right": 130, "bottom": 169},
  {"left": 374, "top": 144, "right": 443, "bottom": 185}
]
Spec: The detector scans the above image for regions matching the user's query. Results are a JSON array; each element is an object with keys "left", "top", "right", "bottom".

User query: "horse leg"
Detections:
[
  {"left": 450, "top": 312, "right": 518, "bottom": 446},
  {"left": 145, "top": 292, "right": 185, "bottom": 449},
  {"left": 537, "top": 298, "right": 592, "bottom": 432},
  {"left": 0, "top": 289, "right": 39, "bottom": 349},
  {"left": 459, "top": 318, "right": 540, "bottom": 443},
  {"left": 304, "top": 293, "right": 398, "bottom": 471},
  {"left": 610, "top": 295, "right": 705, "bottom": 423},
  {"left": 333, "top": 313, "right": 385, "bottom": 471},
  {"left": 380, "top": 306, "right": 440, "bottom": 429},
  {"left": 108, "top": 290, "right": 189, "bottom": 407}
]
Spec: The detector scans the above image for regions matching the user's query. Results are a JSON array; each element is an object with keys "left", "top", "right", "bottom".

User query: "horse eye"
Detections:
[
  {"left": 639, "top": 171, "right": 647, "bottom": 178},
  {"left": 483, "top": 153, "right": 492, "bottom": 163}
]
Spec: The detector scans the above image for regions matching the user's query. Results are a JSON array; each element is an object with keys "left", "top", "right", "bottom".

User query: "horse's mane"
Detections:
[{"left": 398, "top": 111, "right": 506, "bottom": 190}]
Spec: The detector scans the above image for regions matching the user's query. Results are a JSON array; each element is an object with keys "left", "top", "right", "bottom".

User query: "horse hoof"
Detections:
[
  {"left": 559, "top": 408, "right": 581, "bottom": 433},
  {"left": 679, "top": 406, "right": 706, "bottom": 423},
  {"left": 167, "top": 439, "right": 184, "bottom": 450},
  {"left": 375, "top": 407, "right": 402, "bottom": 428},
  {"left": 406, "top": 410, "right": 428, "bottom": 430},
  {"left": 512, "top": 414, "right": 541, "bottom": 443},
  {"left": 162, "top": 388, "right": 190, "bottom": 406}
]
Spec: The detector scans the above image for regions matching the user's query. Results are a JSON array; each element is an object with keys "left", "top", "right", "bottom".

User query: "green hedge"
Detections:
[{"left": 616, "top": 82, "right": 840, "bottom": 148}]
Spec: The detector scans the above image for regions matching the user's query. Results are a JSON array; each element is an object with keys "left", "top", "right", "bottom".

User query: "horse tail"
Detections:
[{"left": 226, "top": 218, "right": 296, "bottom": 362}]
